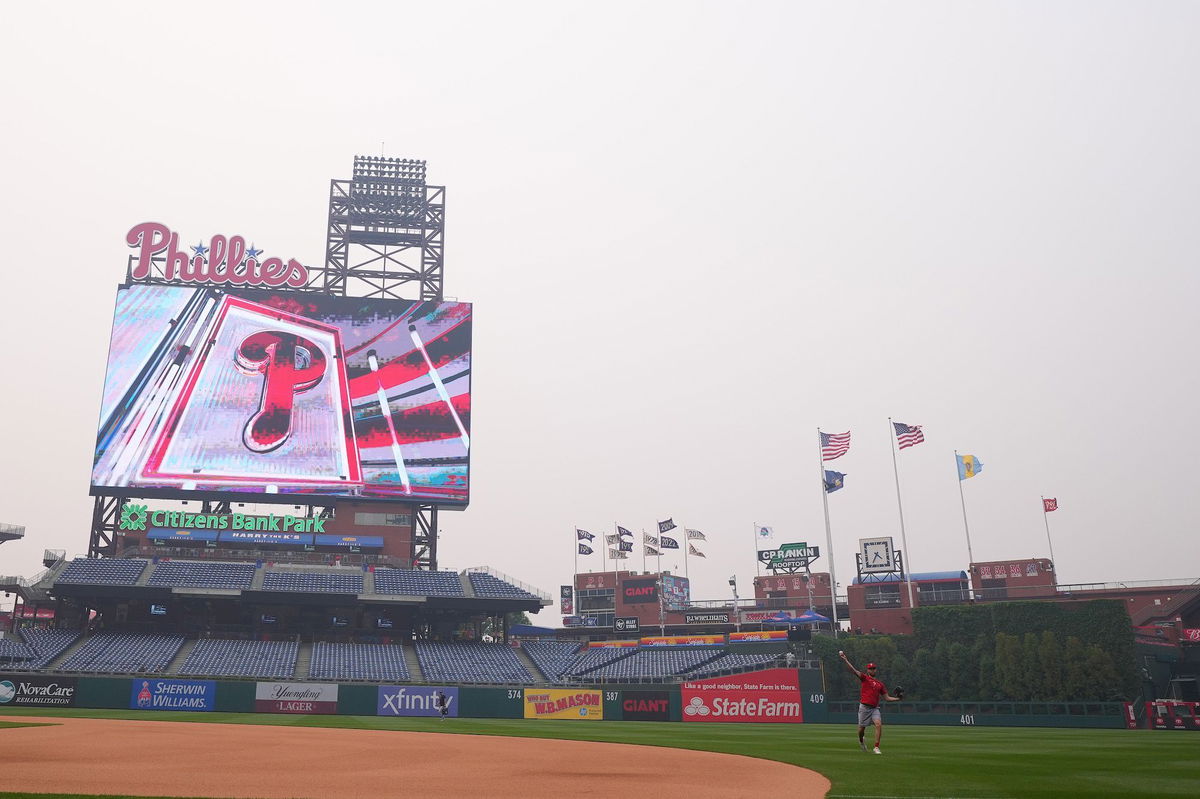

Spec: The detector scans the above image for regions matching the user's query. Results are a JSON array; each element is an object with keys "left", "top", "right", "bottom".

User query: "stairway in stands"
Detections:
[
  {"left": 166, "top": 639, "right": 199, "bottom": 674},
  {"left": 514, "top": 646, "right": 547, "bottom": 684},
  {"left": 459, "top": 573, "right": 475, "bottom": 597},
  {"left": 293, "top": 642, "right": 313, "bottom": 679},
  {"left": 402, "top": 642, "right": 424, "bottom": 681},
  {"left": 43, "top": 634, "right": 92, "bottom": 670}
]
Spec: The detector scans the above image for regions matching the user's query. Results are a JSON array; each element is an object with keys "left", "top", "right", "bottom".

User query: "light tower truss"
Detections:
[{"left": 321, "top": 156, "right": 445, "bottom": 301}]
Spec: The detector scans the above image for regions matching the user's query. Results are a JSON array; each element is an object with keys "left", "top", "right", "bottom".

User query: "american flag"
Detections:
[
  {"left": 893, "top": 422, "right": 925, "bottom": 449},
  {"left": 820, "top": 431, "right": 851, "bottom": 461}
]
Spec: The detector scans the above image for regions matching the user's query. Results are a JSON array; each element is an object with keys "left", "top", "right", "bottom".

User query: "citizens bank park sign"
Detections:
[{"left": 119, "top": 508, "right": 327, "bottom": 533}]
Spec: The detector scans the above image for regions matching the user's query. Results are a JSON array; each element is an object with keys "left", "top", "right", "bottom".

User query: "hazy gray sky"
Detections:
[{"left": 1, "top": 2, "right": 1197, "bottom": 615}]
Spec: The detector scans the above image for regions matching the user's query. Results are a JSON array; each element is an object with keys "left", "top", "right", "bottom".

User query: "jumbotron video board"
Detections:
[{"left": 92, "top": 284, "right": 471, "bottom": 505}]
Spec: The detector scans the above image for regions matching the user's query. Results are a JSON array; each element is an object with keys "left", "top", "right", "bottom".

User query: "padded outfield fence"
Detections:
[{"left": 0, "top": 670, "right": 1133, "bottom": 727}]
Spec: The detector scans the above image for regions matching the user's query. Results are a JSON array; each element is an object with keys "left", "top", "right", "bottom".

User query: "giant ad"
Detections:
[
  {"left": 523, "top": 689, "right": 603, "bottom": 720},
  {"left": 681, "top": 669, "right": 802, "bottom": 723},
  {"left": 92, "top": 283, "right": 471, "bottom": 505}
]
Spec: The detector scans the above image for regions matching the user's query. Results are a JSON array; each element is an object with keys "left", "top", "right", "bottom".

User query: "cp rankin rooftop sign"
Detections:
[{"left": 127, "top": 222, "right": 310, "bottom": 288}]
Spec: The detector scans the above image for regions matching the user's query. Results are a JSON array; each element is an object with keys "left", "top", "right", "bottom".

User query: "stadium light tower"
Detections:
[
  {"left": 321, "top": 156, "right": 445, "bottom": 300},
  {"left": 320, "top": 155, "right": 450, "bottom": 570}
]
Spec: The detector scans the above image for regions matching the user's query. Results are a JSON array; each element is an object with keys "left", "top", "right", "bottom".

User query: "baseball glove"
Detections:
[{"left": 893, "top": 686, "right": 905, "bottom": 700}]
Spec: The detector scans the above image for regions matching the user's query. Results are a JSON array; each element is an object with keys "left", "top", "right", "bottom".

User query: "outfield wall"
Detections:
[{"left": 0, "top": 671, "right": 1126, "bottom": 728}]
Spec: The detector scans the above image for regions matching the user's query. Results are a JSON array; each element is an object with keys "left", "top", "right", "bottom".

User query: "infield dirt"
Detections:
[{"left": 0, "top": 714, "right": 830, "bottom": 798}]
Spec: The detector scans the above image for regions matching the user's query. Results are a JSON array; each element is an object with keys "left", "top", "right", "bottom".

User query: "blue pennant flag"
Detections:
[
  {"left": 659, "top": 536, "right": 680, "bottom": 549},
  {"left": 578, "top": 543, "right": 593, "bottom": 555},
  {"left": 824, "top": 470, "right": 846, "bottom": 493}
]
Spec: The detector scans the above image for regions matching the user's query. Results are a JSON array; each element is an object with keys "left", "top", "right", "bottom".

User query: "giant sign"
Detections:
[
  {"left": 92, "top": 283, "right": 471, "bottom": 505},
  {"left": 523, "top": 689, "right": 603, "bottom": 720},
  {"left": 130, "top": 679, "right": 215, "bottom": 712},
  {"left": 622, "top": 577, "right": 658, "bottom": 604},
  {"left": 377, "top": 685, "right": 459, "bottom": 717},
  {"left": 621, "top": 690, "right": 670, "bottom": 721},
  {"left": 681, "top": 669, "right": 802, "bottom": 724},
  {"left": 0, "top": 676, "right": 77, "bottom": 707}
]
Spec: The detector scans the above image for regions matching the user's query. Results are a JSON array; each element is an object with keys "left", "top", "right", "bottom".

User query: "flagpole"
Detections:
[
  {"left": 612, "top": 522, "right": 619, "bottom": 599},
  {"left": 681, "top": 520, "right": 690, "bottom": 581},
  {"left": 640, "top": 526, "right": 647, "bottom": 574},
  {"left": 1042, "top": 496, "right": 1058, "bottom": 585},
  {"left": 888, "top": 417, "right": 917, "bottom": 609},
  {"left": 601, "top": 527, "right": 607, "bottom": 585},
  {"left": 817, "top": 429, "right": 840, "bottom": 637},
  {"left": 573, "top": 524, "right": 578, "bottom": 579},
  {"left": 955, "top": 451, "right": 976, "bottom": 566},
  {"left": 753, "top": 522, "right": 761, "bottom": 577}
]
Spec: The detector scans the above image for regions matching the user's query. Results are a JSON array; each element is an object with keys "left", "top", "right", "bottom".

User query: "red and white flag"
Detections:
[{"left": 1043, "top": 498, "right": 1058, "bottom": 513}]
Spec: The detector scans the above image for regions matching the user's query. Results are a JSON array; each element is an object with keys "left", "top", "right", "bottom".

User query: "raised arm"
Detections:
[{"left": 837, "top": 650, "right": 861, "bottom": 678}]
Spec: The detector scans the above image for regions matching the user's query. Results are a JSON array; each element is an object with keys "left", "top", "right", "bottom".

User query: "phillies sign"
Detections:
[
  {"left": 127, "top": 221, "right": 309, "bottom": 288},
  {"left": 681, "top": 668, "right": 803, "bottom": 723}
]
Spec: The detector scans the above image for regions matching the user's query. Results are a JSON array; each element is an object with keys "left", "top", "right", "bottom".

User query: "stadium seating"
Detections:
[
  {"left": 563, "top": 646, "right": 636, "bottom": 676},
  {"left": 415, "top": 641, "right": 532, "bottom": 683},
  {"left": 13, "top": 629, "right": 81, "bottom": 669},
  {"left": 682, "top": 652, "right": 780, "bottom": 678},
  {"left": 582, "top": 647, "right": 722, "bottom": 680},
  {"left": 148, "top": 561, "right": 256, "bottom": 590},
  {"left": 308, "top": 642, "right": 410, "bottom": 682},
  {"left": 57, "top": 632, "right": 184, "bottom": 674},
  {"left": 56, "top": 558, "right": 148, "bottom": 585},
  {"left": 179, "top": 639, "right": 298, "bottom": 679},
  {"left": 0, "top": 636, "right": 34, "bottom": 665},
  {"left": 520, "top": 640, "right": 584, "bottom": 680},
  {"left": 374, "top": 569, "right": 464, "bottom": 597},
  {"left": 467, "top": 572, "right": 541, "bottom": 600},
  {"left": 261, "top": 570, "right": 364, "bottom": 594}
]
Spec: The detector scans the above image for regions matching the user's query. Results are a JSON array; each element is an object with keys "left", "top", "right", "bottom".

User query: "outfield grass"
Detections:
[{"left": 0, "top": 707, "right": 1193, "bottom": 798}]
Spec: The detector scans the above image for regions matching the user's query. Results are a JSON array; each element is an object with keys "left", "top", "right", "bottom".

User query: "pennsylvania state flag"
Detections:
[{"left": 957, "top": 453, "right": 984, "bottom": 480}]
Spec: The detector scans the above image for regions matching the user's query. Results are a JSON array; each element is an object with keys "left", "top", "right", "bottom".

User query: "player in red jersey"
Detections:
[{"left": 839, "top": 650, "right": 902, "bottom": 754}]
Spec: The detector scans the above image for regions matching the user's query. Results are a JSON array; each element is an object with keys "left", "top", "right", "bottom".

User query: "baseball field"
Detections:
[{"left": 0, "top": 708, "right": 1194, "bottom": 799}]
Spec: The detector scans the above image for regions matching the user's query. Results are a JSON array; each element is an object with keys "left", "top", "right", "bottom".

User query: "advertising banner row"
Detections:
[{"left": 2, "top": 671, "right": 806, "bottom": 724}]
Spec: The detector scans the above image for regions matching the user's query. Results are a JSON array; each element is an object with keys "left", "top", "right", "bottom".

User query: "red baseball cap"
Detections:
[{"left": 866, "top": 663, "right": 877, "bottom": 669}]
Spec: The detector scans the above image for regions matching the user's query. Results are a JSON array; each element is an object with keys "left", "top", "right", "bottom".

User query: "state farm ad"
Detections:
[
  {"left": 255, "top": 682, "right": 339, "bottom": 714},
  {"left": 681, "top": 668, "right": 803, "bottom": 723}
]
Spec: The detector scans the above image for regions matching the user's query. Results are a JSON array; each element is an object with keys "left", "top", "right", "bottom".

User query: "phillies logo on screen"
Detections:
[
  {"left": 126, "top": 221, "right": 309, "bottom": 288},
  {"left": 235, "top": 331, "right": 326, "bottom": 452}
]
